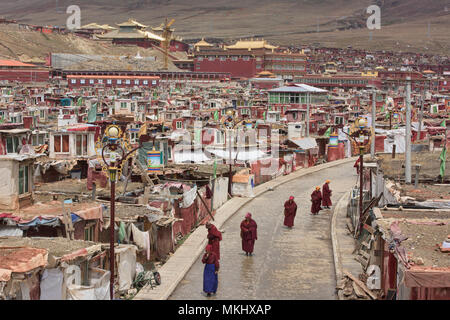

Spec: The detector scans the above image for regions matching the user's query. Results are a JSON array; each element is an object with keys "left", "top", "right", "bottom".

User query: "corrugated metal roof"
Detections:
[{"left": 268, "top": 84, "right": 327, "bottom": 93}]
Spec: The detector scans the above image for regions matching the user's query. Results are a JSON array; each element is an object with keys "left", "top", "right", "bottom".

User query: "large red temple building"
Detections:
[
  {"left": 0, "top": 59, "right": 49, "bottom": 82},
  {"left": 193, "top": 39, "right": 307, "bottom": 80}
]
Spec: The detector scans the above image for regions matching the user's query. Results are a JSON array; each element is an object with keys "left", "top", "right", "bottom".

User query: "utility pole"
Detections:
[
  {"left": 405, "top": 76, "right": 412, "bottom": 184},
  {"left": 418, "top": 95, "right": 424, "bottom": 141},
  {"left": 228, "top": 129, "right": 232, "bottom": 196},
  {"left": 109, "top": 175, "right": 116, "bottom": 300},
  {"left": 371, "top": 90, "right": 376, "bottom": 157},
  {"left": 306, "top": 92, "right": 310, "bottom": 137}
]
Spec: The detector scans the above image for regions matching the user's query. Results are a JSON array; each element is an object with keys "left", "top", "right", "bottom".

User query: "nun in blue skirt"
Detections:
[{"left": 202, "top": 244, "right": 219, "bottom": 296}]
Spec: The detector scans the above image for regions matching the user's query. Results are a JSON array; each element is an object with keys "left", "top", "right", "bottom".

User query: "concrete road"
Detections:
[{"left": 169, "top": 162, "right": 357, "bottom": 300}]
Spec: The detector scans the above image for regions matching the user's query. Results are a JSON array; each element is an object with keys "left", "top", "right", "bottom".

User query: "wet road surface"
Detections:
[{"left": 169, "top": 162, "right": 357, "bottom": 300}]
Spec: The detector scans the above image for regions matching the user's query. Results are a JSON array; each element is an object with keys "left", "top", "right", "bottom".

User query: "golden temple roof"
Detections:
[
  {"left": 225, "top": 39, "right": 278, "bottom": 50},
  {"left": 194, "top": 38, "right": 213, "bottom": 47},
  {"left": 116, "top": 19, "right": 148, "bottom": 28}
]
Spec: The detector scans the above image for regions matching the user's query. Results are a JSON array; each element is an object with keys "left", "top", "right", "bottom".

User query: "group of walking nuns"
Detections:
[{"left": 201, "top": 180, "right": 332, "bottom": 296}]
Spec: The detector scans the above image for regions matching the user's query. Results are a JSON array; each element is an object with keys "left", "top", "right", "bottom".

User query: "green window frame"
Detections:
[{"left": 19, "top": 165, "right": 29, "bottom": 195}]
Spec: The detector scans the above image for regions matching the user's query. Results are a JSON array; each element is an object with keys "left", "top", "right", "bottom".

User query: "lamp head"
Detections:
[
  {"left": 105, "top": 125, "right": 121, "bottom": 143},
  {"left": 358, "top": 118, "right": 367, "bottom": 129}
]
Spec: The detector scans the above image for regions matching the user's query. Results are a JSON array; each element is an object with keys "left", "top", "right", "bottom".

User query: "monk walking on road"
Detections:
[
  {"left": 202, "top": 244, "right": 219, "bottom": 297},
  {"left": 311, "top": 186, "right": 322, "bottom": 215},
  {"left": 322, "top": 180, "right": 332, "bottom": 209},
  {"left": 206, "top": 222, "right": 222, "bottom": 260},
  {"left": 354, "top": 158, "right": 360, "bottom": 175},
  {"left": 284, "top": 196, "right": 297, "bottom": 228},
  {"left": 240, "top": 213, "right": 257, "bottom": 256}
]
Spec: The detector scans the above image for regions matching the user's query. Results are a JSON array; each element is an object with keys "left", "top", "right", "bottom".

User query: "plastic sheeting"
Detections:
[
  {"left": 18, "top": 217, "right": 60, "bottom": 228},
  {"left": 116, "top": 245, "right": 137, "bottom": 292},
  {"left": 288, "top": 137, "right": 318, "bottom": 150},
  {"left": 207, "top": 149, "right": 269, "bottom": 161},
  {"left": 232, "top": 175, "right": 255, "bottom": 198},
  {"left": 40, "top": 268, "right": 64, "bottom": 300},
  {"left": 212, "top": 178, "right": 228, "bottom": 210},
  {"left": 130, "top": 224, "right": 150, "bottom": 260},
  {"left": 19, "top": 273, "right": 40, "bottom": 300},
  {"left": 174, "top": 150, "right": 210, "bottom": 163},
  {"left": 384, "top": 131, "right": 406, "bottom": 153},
  {"left": 375, "top": 128, "right": 406, "bottom": 153},
  {"left": 66, "top": 269, "right": 110, "bottom": 300},
  {"left": 180, "top": 185, "right": 197, "bottom": 208},
  {"left": 0, "top": 226, "right": 23, "bottom": 237},
  {"left": 0, "top": 247, "right": 48, "bottom": 276},
  {"left": 414, "top": 201, "right": 450, "bottom": 209}
]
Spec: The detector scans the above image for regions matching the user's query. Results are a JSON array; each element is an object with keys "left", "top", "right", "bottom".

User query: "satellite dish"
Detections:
[{"left": 134, "top": 52, "right": 143, "bottom": 60}]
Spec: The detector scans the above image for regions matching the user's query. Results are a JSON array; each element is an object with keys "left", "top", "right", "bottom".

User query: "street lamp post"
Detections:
[
  {"left": 99, "top": 124, "right": 142, "bottom": 300},
  {"left": 348, "top": 118, "right": 371, "bottom": 232},
  {"left": 223, "top": 110, "right": 237, "bottom": 197}
]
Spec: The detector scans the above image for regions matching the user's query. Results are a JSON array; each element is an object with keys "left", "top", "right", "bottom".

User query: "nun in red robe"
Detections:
[
  {"left": 202, "top": 244, "right": 219, "bottom": 296},
  {"left": 206, "top": 222, "right": 222, "bottom": 260},
  {"left": 322, "top": 180, "right": 332, "bottom": 209},
  {"left": 283, "top": 196, "right": 297, "bottom": 228},
  {"left": 354, "top": 158, "right": 360, "bottom": 174},
  {"left": 240, "top": 213, "right": 257, "bottom": 256},
  {"left": 311, "top": 186, "right": 322, "bottom": 215}
]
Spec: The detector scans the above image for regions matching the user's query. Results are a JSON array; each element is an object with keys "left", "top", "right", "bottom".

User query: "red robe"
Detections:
[
  {"left": 311, "top": 190, "right": 322, "bottom": 214},
  {"left": 284, "top": 200, "right": 297, "bottom": 227},
  {"left": 354, "top": 158, "right": 360, "bottom": 174},
  {"left": 322, "top": 183, "right": 332, "bottom": 207},
  {"left": 240, "top": 219, "right": 257, "bottom": 253},
  {"left": 202, "top": 251, "right": 220, "bottom": 271},
  {"left": 207, "top": 225, "right": 222, "bottom": 260}
]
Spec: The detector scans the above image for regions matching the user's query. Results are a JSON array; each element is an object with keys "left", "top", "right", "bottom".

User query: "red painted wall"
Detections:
[
  {"left": 0, "top": 69, "right": 49, "bottom": 82},
  {"left": 68, "top": 77, "right": 159, "bottom": 89},
  {"left": 194, "top": 57, "right": 256, "bottom": 78},
  {"left": 169, "top": 40, "right": 189, "bottom": 52}
]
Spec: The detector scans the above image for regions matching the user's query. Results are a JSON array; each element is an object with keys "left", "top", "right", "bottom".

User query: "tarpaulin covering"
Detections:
[
  {"left": 60, "top": 244, "right": 102, "bottom": 262},
  {"left": 0, "top": 268, "right": 11, "bottom": 281},
  {"left": 18, "top": 216, "right": 60, "bottom": 228},
  {"left": 405, "top": 267, "right": 450, "bottom": 288},
  {"left": 116, "top": 245, "right": 137, "bottom": 291},
  {"left": 376, "top": 128, "right": 406, "bottom": 153},
  {"left": 207, "top": 149, "right": 269, "bottom": 162},
  {"left": 0, "top": 226, "right": 23, "bottom": 237},
  {"left": 66, "top": 269, "right": 110, "bottom": 300},
  {"left": 0, "top": 247, "right": 48, "bottom": 280},
  {"left": 212, "top": 177, "right": 228, "bottom": 210},
  {"left": 0, "top": 213, "right": 20, "bottom": 222},
  {"left": 130, "top": 224, "right": 150, "bottom": 260},
  {"left": 288, "top": 137, "right": 318, "bottom": 150},
  {"left": 40, "top": 268, "right": 64, "bottom": 300},
  {"left": 19, "top": 272, "right": 40, "bottom": 300},
  {"left": 410, "top": 286, "right": 450, "bottom": 300},
  {"left": 415, "top": 201, "right": 450, "bottom": 209},
  {"left": 174, "top": 150, "right": 210, "bottom": 163},
  {"left": 174, "top": 200, "right": 196, "bottom": 237},
  {"left": 180, "top": 185, "right": 197, "bottom": 208},
  {"left": 232, "top": 174, "right": 255, "bottom": 198},
  {"left": 75, "top": 205, "right": 104, "bottom": 229}
]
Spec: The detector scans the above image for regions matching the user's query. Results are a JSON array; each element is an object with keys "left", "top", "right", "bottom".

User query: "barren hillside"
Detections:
[
  {"left": 0, "top": 0, "right": 449, "bottom": 55},
  {"left": 0, "top": 24, "right": 180, "bottom": 70}
]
